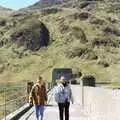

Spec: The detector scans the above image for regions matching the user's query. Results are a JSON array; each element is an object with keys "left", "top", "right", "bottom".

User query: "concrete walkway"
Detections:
[
  {"left": 19, "top": 86, "right": 90, "bottom": 120},
  {"left": 20, "top": 103, "right": 90, "bottom": 120},
  {"left": 19, "top": 85, "right": 120, "bottom": 120}
]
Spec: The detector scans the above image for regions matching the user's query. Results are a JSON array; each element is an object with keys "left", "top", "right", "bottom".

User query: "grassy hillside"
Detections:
[
  {"left": 0, "top": 1, "right": 120, "bottom": 87},
  {"left": 0, "top": 6, "right": 13, "bottom": 19}
]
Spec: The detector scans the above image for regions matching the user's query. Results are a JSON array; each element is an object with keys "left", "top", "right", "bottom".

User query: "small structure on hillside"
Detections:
[{"left": 52, "top": 68, "right": 77, "bottom": 84}]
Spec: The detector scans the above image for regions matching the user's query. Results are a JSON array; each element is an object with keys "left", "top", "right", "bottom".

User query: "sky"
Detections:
[{"left": 0, "top": 0, "right": 39, "bottom": 10}]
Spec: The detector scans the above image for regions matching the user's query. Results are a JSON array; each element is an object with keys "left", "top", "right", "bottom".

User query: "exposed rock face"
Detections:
[
  {"left": 10, "top": 22, "right": 49, "bottom": 51},
  {"left": 92, "top": 37, "right": 119, "bottom": 48},
  {"left": 26, "top": 0, "right": 72, "bottom": 9},
  {"left": 40, "top": 0, "right": 70, "bottom": 5},
  {"left": 103, "top": 26, "right": 120, "bottom": 36}
]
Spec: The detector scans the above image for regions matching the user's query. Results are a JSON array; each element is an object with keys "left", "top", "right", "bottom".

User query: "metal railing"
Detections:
[
  {"left": 0, "top": 82, "right": 54, "bottom": 120},
  {"left": 0, "top": 74, "right": 78, "bottom": 120},
  {"left": 0, "top": 83, "right": 27, "bottom": 120}
]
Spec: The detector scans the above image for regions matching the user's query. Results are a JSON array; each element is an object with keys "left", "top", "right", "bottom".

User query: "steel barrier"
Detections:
[
  {"left": 0, "top": 82, "right": 53, "bottom": 120},
  {"left": 0, "top": 83, "right": 27, "bottom": 120}
]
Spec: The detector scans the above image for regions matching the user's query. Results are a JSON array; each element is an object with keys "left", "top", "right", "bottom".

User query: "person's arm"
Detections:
[
  {"left": 29, "top": 86, "right": 35, "bottom": 105},
  {"left": 44, "top": 85, "right": 48, "bottom": 102},
  {"left": 69, "top": 86, "right": 74, "bottom": 104},
  {"left": 54, "top": 86, "right": 60, "bottom": 103}
]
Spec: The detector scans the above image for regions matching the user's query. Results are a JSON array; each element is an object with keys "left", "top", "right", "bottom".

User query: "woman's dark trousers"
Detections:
[
  {"left": 65, "top": 102, "right": 70, "bottom": 120},
  {"left": 58, "top": 102, "right": 70, "bottom": 120}
]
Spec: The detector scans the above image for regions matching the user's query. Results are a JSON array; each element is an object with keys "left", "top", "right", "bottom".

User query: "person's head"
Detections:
[
  {"left": 56, "top": 76, "right": 65, "bottom": 85},
  {"left": 60, "top": 76, "right": 65, "bottom": 81},
  {"left": 60, "top": 76, "right": 69, "bottom": 87},
  {"left": 36, "top": 76, "right": 45, "bottom": 86}
]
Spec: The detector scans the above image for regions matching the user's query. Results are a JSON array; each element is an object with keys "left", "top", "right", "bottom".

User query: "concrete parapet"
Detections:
[{"left": 71, "top": 85, "right": 120, "bottom": 120}]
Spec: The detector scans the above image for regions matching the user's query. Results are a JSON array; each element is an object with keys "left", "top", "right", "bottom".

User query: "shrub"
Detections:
[
  {"left": 81, "top": 75, "right": 96, "bottom": 87},
  {"left": 41, "top": 8, "right": 62, "bottom": 15},
  {"left": 73, "top": 12, "right": 90, "bottom": 20},
  {"left": 0, "top": 19, "right": 6, "bottom": 26}
]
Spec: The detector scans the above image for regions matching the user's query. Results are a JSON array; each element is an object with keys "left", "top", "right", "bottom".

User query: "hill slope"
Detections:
[
  {"left": 0, "top": 0, "right": 120, "bottom": 86},
  {"left": 25, "top": 0, "right": 72, "bottom": 10},
  {"left": 0, "top": 6, "right": 13, "bottom": 18}
]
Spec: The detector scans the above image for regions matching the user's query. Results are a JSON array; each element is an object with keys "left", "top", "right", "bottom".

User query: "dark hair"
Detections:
[{"left": 62, "top": 81, "right": 68, "bottom": 87}]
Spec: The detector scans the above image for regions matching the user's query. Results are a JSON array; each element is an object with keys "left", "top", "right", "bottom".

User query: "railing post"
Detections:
[
  {"left": 80, "top": 78, "right": 84, "bottom": 109},
  {"left": 27, "top": 82, "right": 34, "bottom": 102},
  {"left": 50, "top": 82, "right": 52, "bottom": 89},
  {"left": 4, "top": 88, "right": 6, "bottom": 120}
]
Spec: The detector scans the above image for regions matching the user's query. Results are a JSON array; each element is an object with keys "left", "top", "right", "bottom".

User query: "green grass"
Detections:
[
  {"left": 1, "top": 1, "right": 120, "bottom": 119},
  {"left": 0, "top": 3, "right": 120, "bottom": 88}
]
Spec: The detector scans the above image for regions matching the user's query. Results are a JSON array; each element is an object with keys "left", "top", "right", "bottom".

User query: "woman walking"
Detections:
[
  {"left": 54, "top": 76, "right": 73, "bottom": 120},
  {"left": 29, "top": 76, "right": 47, "bottom": 120}
]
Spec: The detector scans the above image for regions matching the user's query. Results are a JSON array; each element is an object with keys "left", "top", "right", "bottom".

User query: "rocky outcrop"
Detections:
[
  {"left": 92, "top": 37, "right": 119, "bottom": 48},
  {"left": 10, "top": 22, "right": 49, "bottom": 51},
  {"left": 68, "top": 12, "right": 91, "bottom": 21},
  {"left": 103, "top": 26, "right": 120, "bottom": 36},
  {"left": 26, "top": 0, "right": 72, "bottom": 10}
]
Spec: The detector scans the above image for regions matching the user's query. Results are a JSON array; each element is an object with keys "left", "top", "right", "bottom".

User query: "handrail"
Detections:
[
  {"left": 0, "top": 84, "right": 27, "bottom": 120},
  {"left": 0, "top": 82, "right": 54, "bottom": 120},
  {"left": 0, "top": 96, "right": 26, "bottom": 106}
]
